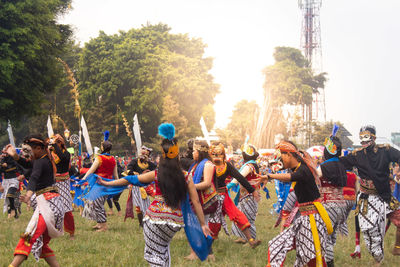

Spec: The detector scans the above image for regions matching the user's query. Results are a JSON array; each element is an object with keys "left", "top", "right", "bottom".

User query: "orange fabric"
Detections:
[
  {"left": 14, "top": 215, "right": 54, "bottom": 258},
  {"left": 64, "top": 211, "right": 75, "bottom": 235}
]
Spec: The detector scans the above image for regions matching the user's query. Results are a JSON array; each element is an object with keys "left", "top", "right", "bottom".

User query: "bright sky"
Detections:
[{"left": 59, "top": 0, "right": 400, "bottom": 141}]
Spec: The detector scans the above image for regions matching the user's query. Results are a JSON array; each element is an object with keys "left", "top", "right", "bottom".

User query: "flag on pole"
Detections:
[
  {"left": 199, "top": 117, "right": 210, "bottom": 146},
  {"left": 47, "top": 115, "right": 54, "bottom": 138},
  {"left": 133, "top": 114, "right": 142, "bottom": 156},
  {"left": 80, "top": 116, "right": 93, "bottom": 156},
  {"left": 7, "top": 120, "right": 15, "bottom": 147}
]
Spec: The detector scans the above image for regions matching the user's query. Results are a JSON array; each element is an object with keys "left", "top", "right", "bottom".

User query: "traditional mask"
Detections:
[
  {"left": 269, "top": 149, "right": 284, "bottom": 173},
  {"left": 359, "top": 130, "right": 375, "bottom": 148},
  {"left": 209, "top": 143, "right": 225, "bottom": 165},
  {"left": 21, "top": 144, "right": 33, "bottom": 160}
]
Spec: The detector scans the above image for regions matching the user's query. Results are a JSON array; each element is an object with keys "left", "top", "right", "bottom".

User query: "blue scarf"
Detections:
[
  {"left": 189, "top": 159, "right": 209, "bottom": 184},
  {"left": 181, "top": 193, "right": 213, "bottom": 261},
  {"left": 78, "top": 174, "right": 149, "bottom": 201},
  {"left": 230, "top": 160, "right": 257, "bottom": 205},
  {"left": 320, "top": 157, "right": 339, "bottom": 165}
]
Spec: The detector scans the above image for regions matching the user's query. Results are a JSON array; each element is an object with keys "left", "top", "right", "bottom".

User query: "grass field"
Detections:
[{"left": 0, "top": 184, "right": 398, "bottom": 266}]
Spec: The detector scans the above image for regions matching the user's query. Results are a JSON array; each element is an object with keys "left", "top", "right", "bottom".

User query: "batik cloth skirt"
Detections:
[
  {"left": 1, "top": 177, "right": 19, "bottom": 213},
  {"left": 355, "top": 191, "right": 400, "bottom": 262},
  {"left": 132, "top": 185, "right": 151, "bottom": 213},
  {"left": 143, "top": 197, "right": 184, "bottom": 267},
  {"left": 231, "top": 193, "right": 258, "bottom": 239},
  {"left": 14, "top": 192, "right": 64, "bottom": 261},
  {"left": 54, "top": 178, "right": 73, "bottom": 213},
  {"left": 208, "top": 191, "right": 250, "bottom": 239},
  {"left": 323, "top": 201, "right": 348, "bottom": 262},
  {"left": 336, "top": 199, "right": 356, "bottom": 236},
  {"left": 267, "top": 209, "right": 329, "bottom": 267},
  {"left": 82, "top": 195, "right": 107, "bottom": 223}
]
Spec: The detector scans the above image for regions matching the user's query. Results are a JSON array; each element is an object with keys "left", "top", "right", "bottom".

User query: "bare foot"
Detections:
[
  {"left": 107, "top": 211, "right": 114, "bottom": 216},
  {"left": 373, "top": 260, "right": 381, "bottom": 267},
  {"left": 207, "top": 254, "right": 215, "bottom": 261},
  {"left": 249, "top": 239, "right": 262, "bottom": 249},
  {"left": 234, "top": 238, "right": 247, "bottom": 244},
  {"left": 392, "top": 246, "right": 400, "bottom": 256},
  {"left": 92, "top": 224, "right": 101, "bottom": 229},
  {"left": 69, "top": 235, "right": 75, "bottom": 240},
  {"left": 184, "top": 253, "right": 198, "bottom": 261},
  {"left": 96, "top": 227, "right": 108, "bottom": 232}
]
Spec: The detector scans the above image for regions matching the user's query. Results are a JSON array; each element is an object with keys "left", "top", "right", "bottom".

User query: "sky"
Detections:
[{"left": 59, "top": 0, "right": 400, "bottom": 142}]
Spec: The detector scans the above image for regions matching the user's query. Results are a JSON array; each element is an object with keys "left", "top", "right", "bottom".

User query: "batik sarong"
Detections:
[
  {"left": 1, "top": 177, "right": 19, "bottom": 213},
  {"left": 132, "top": 185, "right": 151, "bottom": 213},
  {"left": 231, "top": 194, "right": 258, "bottom": 239},
  {"left": 143, "top": 220, "right": 182, "bottom": 267}
]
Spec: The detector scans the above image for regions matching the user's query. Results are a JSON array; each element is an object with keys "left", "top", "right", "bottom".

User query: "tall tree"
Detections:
[
  {"left": 0, "top": 0, "right": 72, "bottom": 122},
  {"left": 218, "top": 100, "right": 259, "bottom": 149},
  {"left": 253, "top": 47, "right": 327, "bottom": 148}
]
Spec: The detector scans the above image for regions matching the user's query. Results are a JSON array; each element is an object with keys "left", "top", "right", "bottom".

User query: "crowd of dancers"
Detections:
[{"left": 1, "top": 123, "right": 400, "bottom": 267}]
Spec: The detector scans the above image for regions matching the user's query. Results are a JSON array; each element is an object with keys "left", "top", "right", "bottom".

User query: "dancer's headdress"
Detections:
[{"left": 158, "top": 123, "right": 179, "bottom": 159}]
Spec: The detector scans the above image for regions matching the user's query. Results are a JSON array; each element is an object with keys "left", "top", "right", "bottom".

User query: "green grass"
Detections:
[{"left": 0, "top": 184, "right": 398, "bottom": 266}]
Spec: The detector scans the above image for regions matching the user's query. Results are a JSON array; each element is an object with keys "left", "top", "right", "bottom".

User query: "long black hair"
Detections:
[
  {"left": 195, "top": 140, "right": 211, "bottom": 162},
  {"left": 157, "top": 138, "right": 187, "bottom": 209}
]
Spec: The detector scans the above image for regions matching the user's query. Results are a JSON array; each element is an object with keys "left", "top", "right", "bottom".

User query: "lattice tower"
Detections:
[{"left": 298, "top": 0, "right": 325, "bottom": 121}]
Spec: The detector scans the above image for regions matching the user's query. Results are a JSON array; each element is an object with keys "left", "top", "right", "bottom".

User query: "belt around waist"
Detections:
[
  {"left": 55, "top": 173, "right": 69, "bottom": 181},
  {"left": 36, "top": 186, "right": 58, "bottom": 196}
]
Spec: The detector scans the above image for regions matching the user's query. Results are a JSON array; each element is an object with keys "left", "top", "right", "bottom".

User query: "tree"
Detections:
[
  {"left": 218, "top": 100, "right": 259, "bottom": 150},
  {"left": 253, "top": 47, "right": 327, "bottom": 148},
  {"left": 0, "top": 0, "right": 72, "bottom": 122},
  {"left": 78, "top": 24, "right": 219, "bottom": 148}
]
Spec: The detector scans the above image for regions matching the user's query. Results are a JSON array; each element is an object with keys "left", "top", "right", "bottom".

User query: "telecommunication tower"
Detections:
[{"left": 298, "top": 0, "right": 325, "bottom": 121}]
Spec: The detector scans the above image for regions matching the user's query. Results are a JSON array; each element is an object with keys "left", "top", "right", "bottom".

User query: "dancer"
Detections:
[
  {"left": 260, "top": 140, "right": 332, "bottom": 267},
  {"left": 126, "top": 146, "right": 156, "bottom": 226},
  {"left": 317, "top": 132, "right": 348, "bottom": 267},
  {"left": 185, "top": 140, "right": 216, "bottom": 260},
  {"left": 207, "top": 142, "right": 261, "bottom": 248},
  {"left": 231, "top": 143, "right": 262, "bottom": 242},
  {"left": 99, "top": 123, "right": 211, "bottom": 266},
  {"left": 81, "top": 137, "right": 118, "bottom": 232},
  {"left": 340, "top": 125, "right": 400, "bottom": 265},
  {"left": 49, "top": 134, "right": 75, "bottom": 238},
  {"left": 6, "top": 135, "right": 64, "bottom": 267},
  {"left": 0, "top": 151, "right": 20, "bottom": 218}
]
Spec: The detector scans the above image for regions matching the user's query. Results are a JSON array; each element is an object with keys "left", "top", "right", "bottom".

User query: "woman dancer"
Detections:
[
  {"left": 231, "top": 144, "right": 262, "bottom": 243},
  {"left": 185, "top": 140, "right": 216, "bottom": 260},
  {"left": 260, "top": 140, "right": 332, "bottom": 267},
  {"left": 208, "top": 142, "right": 261, "bottom": 248},
  {"left": 99, "top": 123, "right": 210, "bottom": 266},
  {"left": 81, "top": 139, "right": 118, "bottom": 232},
  {"left": 49, "top": 134, "right": 75, "bottom": 238},
  {"left": 6, "top": 135, "right": 64, "bottom": 267}
]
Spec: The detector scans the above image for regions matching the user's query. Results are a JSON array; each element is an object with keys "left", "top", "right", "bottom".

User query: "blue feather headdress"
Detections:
[
  {"left": 158, "top": 123, "right": 175, "bottom": 140},
  {"left": 103, "top": 130, "right": 110, "bottom": 141},
  {"left": 331, "top": 123, "right": 339, "bottom": 137}
]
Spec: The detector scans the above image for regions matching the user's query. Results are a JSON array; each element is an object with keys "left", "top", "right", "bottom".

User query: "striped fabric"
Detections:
[
  {"left": 30, "top": 193, "right": 65, "bottom": 261},
  {"left": 54, "top": 179, "right": 73, "bottom": 213},
  {"left": 82, "top": 196, "right": 107, "bottom": 223},
  {"left": 132, "top": 185, "right": 151, "bottom": 213},
  {"left": 231, "top": 194, "right": 258, "bottom": 239},
  {"left": 143, "top": 220, "right": 181, "bottom": 267},
  {"left": 268, "top": 213, "right": 328, "bottom": 267},
  {"left": 1, "top": 177, "right": 19, "bottom": 213}
]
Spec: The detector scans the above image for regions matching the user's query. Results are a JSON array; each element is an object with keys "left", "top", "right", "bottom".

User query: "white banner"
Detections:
[
  {"left": 7, "top": 120, "right": 15, "bottom": 147},
  {"left": 47, "top": 115, "right": 54, "bottom": 138},
  {"left": 133, "top": 114, "right": 142, "bottom": 155},
  {"left": 199, "top": 117, "right": 210, "bottom": 146},
  {"left": 80, "top": 116, "right": 93, "bottom": 156}
]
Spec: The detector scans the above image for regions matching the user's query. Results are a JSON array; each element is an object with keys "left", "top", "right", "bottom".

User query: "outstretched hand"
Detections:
[
  {"left": 201, "top": 224, "right": 213, "bottom": 237},
  {"left": 3, "top": 144, "right": 18, "bottom": 159}
]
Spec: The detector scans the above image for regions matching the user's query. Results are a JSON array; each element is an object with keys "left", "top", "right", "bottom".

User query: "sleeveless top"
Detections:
[{"left": 95, "top": 154, "right": 116, "bottom": 179}]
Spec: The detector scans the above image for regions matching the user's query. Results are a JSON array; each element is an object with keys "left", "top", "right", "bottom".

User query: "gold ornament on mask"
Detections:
[{"left": 242, "top": 143, "right": 255, "bottom": 156}]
